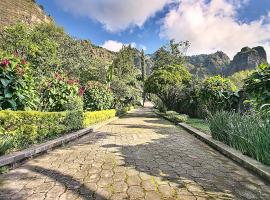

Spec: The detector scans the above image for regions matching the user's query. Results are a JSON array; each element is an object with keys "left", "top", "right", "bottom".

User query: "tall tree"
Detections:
[{"left": 141, "top": 49, "right": 146, "bottom": 106}]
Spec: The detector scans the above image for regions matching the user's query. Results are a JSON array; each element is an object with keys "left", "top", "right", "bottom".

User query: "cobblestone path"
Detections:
[{"left": 1, "top": 108, "right": 270, "bottom": 200}]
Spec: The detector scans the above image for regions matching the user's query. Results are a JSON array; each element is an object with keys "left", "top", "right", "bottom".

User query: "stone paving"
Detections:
[{"left": 0, "top": 107, "right": 270, "bottom": 200}]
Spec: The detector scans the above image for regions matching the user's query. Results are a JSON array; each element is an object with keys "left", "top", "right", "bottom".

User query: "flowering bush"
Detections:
[
  {"left": 40, "top": 72, "right": 82, "bottom": 111},
  {"left": 84, "top": 81, "right": 114, "bottom": 111},
  {"left": 199, "top": 75, "right": 238, "bottom": 114},
  {"left": 0, "top": 52, "right": 39, "bottom": 110}
]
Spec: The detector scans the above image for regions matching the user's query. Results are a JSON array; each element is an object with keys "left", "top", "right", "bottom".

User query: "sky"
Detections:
[{"left": 37, "top": 0, "right": 270, "bottom": 60}]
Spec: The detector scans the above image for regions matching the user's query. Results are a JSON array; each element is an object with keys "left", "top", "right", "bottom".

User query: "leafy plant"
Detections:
[
  {"left": 84, "top": 81, "right": 114, "bottom": 111},
  {"left": 199, "top": 75, "right": 238, "bottom": 114},
  {"left": 0, "top": 51, "right": 39, "bottom": 110},
  {"left": 244, "top": 63, "right": 270, "bottom": 111},
  {"left": 208, "top": 111, "right": 270, "bottom": 166},
  {"left": 40, "top": 72, "right": 81, "bottom": 112}
]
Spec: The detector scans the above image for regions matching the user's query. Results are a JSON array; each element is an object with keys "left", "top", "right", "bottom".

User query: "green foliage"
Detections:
[
  {"left": 228, "top": 70, "right": 254, "bottom": 88},
  {"left": 164, "top": 111, "right": 188, "bottom": 123},
  {"left": 157, "top": 110, "right": 188, "bottom": 123},
  {"left": 40, "top": 72, "right": 81, "bottom": 112},
  {"left": 116, "top": 106, "right": 134, "bottom": 116},
  {"left": 0, "top": 23, "right": 60, "bottom": 76},
  {"left": 199, "top": 75, "right": 238, "bottom": 114},
  {"left": 186, "top": 118, "right": 210, "bottom": 133},
  {"left": 145, "top": 64, "right": 191, "bottom": 110},
  {"left": 83, "top": 109, "right": 116, "bottom": 127},
  {"left": 84, "top": 81, "right": 114, "bottom": 111},
  {"left": 0, "top": 51, "right": 39, "bottom": 110},
  {"left": 110, "top": 45, "right": 142, "bottom": 107},
  {"left": 153, "top": 40, "right": 189, "bottom": 70},
  {"left": 0, "top": 109, "right": 117, "bottom": 155},
  {"left": 244, "top": 63, "right": 270, "bottom": 111},
  {"left": 208, "top": 111, "right": 270, "bottom": 166}
]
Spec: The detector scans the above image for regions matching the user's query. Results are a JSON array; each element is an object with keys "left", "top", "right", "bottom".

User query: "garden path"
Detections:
[{"left": 0, "top": 106, "right": 270, "bottom": 200}]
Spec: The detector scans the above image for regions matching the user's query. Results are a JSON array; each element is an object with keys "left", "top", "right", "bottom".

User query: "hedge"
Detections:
[
  {"left": 0, "top": 109, "right": 117, "bottom": 155},
  {"left": 83, "top": 109, "right": 116, "bottom": 127}
]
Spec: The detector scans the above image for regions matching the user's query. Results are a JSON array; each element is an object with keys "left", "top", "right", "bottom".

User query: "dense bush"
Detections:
[
  {"left": 208, "top": 111, "right": 270, "bottom": 166},
  {"left": 244, "top": 64, "right": 270, "bottom": 111},
  {"left": 0, "top": 23, "right": 60, "bottom": 76},
  {"left": 83, "top": 109, "right": 116, "bottom": 127},
  {"left": 199, "top": 75, "right": 239, "bottom": 114},
  {"left": 40, "top": 72, "right": 82, "bottom": 111},
  {"left": 84, "top": 81, "right": 113, "bottom": 111},
  {"left": 0, "top": 52, "right": 39, "bottom": 110},
  {"left": 0, "top": 109, "right": 118, "bottom": 155}
]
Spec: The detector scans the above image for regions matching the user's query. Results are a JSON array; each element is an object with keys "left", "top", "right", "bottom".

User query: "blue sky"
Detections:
[{"left": 37, "top": 0, "right": 270, "bottom": 59}]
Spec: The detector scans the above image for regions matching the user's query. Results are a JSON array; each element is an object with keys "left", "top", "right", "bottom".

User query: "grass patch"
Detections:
[{"left": 186, "top": 118, "right": 210, "bottom": 134}]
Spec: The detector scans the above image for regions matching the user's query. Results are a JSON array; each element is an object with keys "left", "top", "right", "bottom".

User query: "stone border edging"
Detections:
[
  {"left": 154, "top": 110, "right": 270, "bottom": 183},
  {"left": 0, "top": 116, "right": 120, "bottom": 167}
]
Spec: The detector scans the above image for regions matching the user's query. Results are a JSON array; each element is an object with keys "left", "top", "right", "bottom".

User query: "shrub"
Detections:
[
  {"left": 0, "top": 51, "right": 39, "bottom": 110},
  {"left": 208, "top": 111, "right": 270, "bottom": 166},
  {"left": 116, "top": 106, "right": 134, "bottom": 116},
  {"left": 83, "top": 109, "right": 116, "bottom": 127},
  {"left": 156, "top": 110, "right": 189, "bottom": 123},
  {"left": 244, "top": 63, "right": 270, "bottom": 111},
  {"left": 0, "top": 109, "right": 118, "bottom": 155},
  {"left": 84, "top": 81, "right": 113, "bottom": 111},
  {"left": 199, "top": 75, "right": 238, "bottom": 115},
  {"left": 40, "top": 72, "right": 82, "bottom": 111}
]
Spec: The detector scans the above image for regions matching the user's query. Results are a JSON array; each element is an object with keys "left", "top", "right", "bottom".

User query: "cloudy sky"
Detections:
[{"left": 37, "top": 0, "right": 270, "bottom": 59}]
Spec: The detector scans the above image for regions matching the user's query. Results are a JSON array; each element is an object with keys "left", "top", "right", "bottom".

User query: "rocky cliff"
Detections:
[
  {"left": 185, "top": 46, "right": 267, "bottom": 77},
  {"left": 0, "top": 0, "right": 52, "bottom": 27},
  {"left": 186, "top": 51, "right": 231, "bottom": 77},
  {"left": 226, "top": 46, "right": 267, "bottom": 75}
]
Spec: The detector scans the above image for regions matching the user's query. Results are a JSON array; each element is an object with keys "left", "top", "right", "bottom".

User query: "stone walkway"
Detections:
[{"left": 0, "top": 108, "right": 270, "bottom": 200}]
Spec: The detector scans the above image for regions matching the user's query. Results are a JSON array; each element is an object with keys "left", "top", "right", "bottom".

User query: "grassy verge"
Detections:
[{"left": 186, "top": 118, "right": 210, "bottom": 134}]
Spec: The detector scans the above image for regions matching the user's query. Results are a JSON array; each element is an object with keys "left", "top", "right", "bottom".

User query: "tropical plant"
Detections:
[
  {"left": 40, "top": 72, "right": 81, "bottom": 111},
  {"left": 0, "top": 51, "right": 39, "bottom": 110},
  {"left": 84, "top": 81, "right": 114, "bottom": 111},
  {"left": 199, "top": 75, "right": 238, "bottom": 114},
  {"left": 244, "top": 63, "right": 270, "bottom": 111}
]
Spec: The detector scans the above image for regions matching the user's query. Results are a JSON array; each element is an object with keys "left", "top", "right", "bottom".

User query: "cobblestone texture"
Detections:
[{"left": 0, "top": 107, "right": 270, "bottom": 200}]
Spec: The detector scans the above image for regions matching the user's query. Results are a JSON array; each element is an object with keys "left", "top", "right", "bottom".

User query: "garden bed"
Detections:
[{"left": 0, "top": 109, "right": 118, "bottom": 156}]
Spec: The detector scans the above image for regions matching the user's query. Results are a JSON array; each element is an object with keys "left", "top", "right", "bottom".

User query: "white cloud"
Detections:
[
  {"left": 55, "top": 0, "right": 170, "bottom": 32},
  {"left": 101, "top": 40, "right": 125, "bottom": 52},
  {"left": 101, "top": 40, "right": 140, "bottom": 52},
  {"left": 160, "top": 0, "right": 270, "bottom": 60}
]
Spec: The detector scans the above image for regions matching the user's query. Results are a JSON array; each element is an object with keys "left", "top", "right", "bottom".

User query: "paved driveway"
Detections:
[{"left": 0, "top": 108, "right": 270, "bottom": 200}]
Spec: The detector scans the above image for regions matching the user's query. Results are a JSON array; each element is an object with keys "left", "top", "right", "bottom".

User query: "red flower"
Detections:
[
  {"left": 79, "top": 86, "right": 86, "bottom": 96},
  {"left": 54, "top": 72, "right": 62, "bottom": 80},
  {"left": 67, "top": 79, "right": 75, "bottom": 85},
  {"left": 21, "top": 59, "right": 27, "bottom": 65},
  {"left": 1, "top": 59, "right": 10, "bottom": 66}
]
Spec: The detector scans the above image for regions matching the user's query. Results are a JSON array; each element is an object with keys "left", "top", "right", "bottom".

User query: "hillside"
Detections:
[
  {"left": 0, "top": 0, "right": 52, "bottom": 27},
  {"left": 185, "top": 46, "right": 267, "bottom": 77},
  {"left": 0, "top": 0, "right": 115, "bottom": 64}
]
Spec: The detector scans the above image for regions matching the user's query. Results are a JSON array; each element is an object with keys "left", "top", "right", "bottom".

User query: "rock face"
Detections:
[
  {"left": 184, "top": 46, "right": 267, "bottom": 77},
  {"left": 186, "top": 51, "right": 231, "bottom": 77},
  {"left": 0, "top": 0, "right": 52, "bottom": 27},
  {"left": 226, "top": 46, "right": 267, "bottom": 75}
]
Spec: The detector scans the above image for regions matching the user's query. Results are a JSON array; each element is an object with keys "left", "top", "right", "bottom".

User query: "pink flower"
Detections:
[
  {"left": 1, "top": 59, "right": 10, "bottom": 66},
  {"left": 79, "top": 86, "right": 86, "bottom": 96},
  {"left": 21, "top": 59, "right": 27, "bottom": 65}
]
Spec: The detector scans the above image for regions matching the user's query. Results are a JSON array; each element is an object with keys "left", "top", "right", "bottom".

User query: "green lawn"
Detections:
[{"left": 186, "top": 118, "right": 210, "bottom": 134}]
